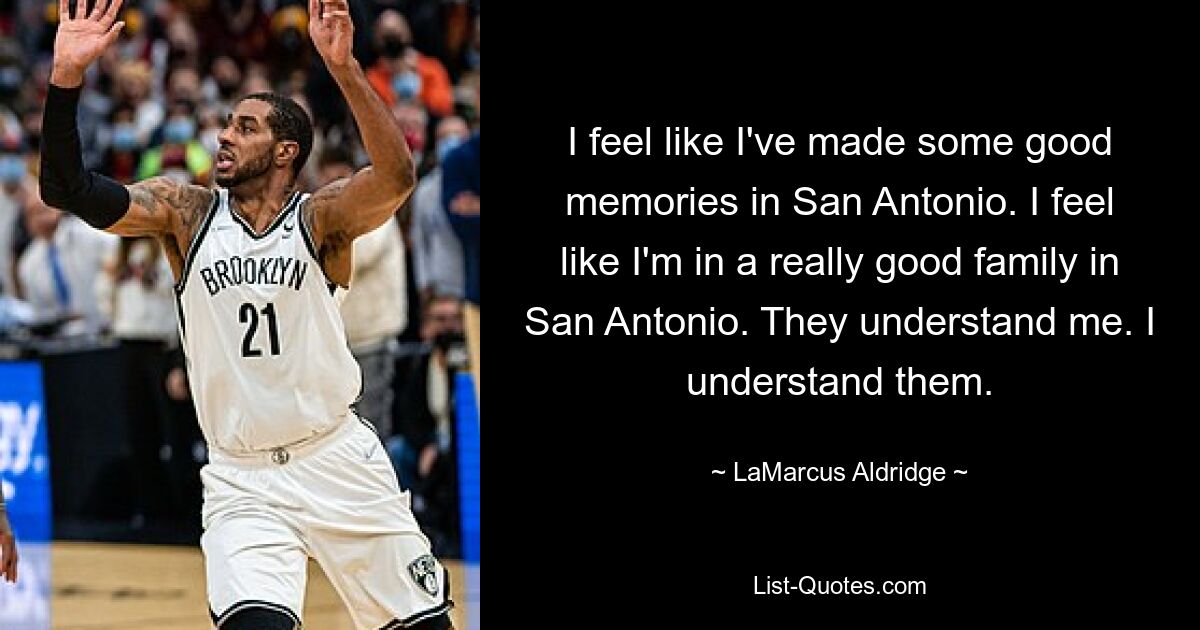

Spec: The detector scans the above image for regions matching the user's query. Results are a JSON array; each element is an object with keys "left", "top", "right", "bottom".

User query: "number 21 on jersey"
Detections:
[{"left": 240, "top": 302, "right": 281, "bottom": 357}]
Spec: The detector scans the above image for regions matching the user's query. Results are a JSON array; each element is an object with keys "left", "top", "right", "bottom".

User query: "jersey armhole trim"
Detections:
[
  {"left": 173, "top": 189, "right": 221, "bottom": 296},
  {"left": 297, "top": 194, "right": 349, "bottom": 291}
]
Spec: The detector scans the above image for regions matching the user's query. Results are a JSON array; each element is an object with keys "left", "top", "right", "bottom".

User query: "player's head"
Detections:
[{"left": 215, "top": 92, "right": 313, "bottom": 188}]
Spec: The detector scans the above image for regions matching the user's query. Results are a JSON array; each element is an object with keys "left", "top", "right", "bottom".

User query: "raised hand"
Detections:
[
  {"left": 309, "top": 0, "right": 354, "bottom": 68},
  {"left": 52, "top": 0, "right": 125, "bottom": 87}
]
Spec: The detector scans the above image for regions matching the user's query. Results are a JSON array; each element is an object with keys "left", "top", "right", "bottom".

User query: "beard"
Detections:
[{"left": 215, "top": 150, "right": 273, "bottom": 187}]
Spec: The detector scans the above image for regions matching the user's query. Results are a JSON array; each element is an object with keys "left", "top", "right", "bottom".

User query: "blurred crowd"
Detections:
[{"left": 0, "top": 0, "right": 479, "bottom": 555}]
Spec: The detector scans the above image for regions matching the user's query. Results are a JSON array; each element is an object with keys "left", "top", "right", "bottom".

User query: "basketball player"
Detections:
[{"left": 39, "top": 1, "right": 453, "bottom": 627}]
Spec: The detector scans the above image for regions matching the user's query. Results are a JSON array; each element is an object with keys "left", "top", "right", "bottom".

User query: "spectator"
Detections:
[
  {"left": 441, "top": 94, "right": 479, "bottom": 403},
  {"left": 315, "top": 146, "right": 408, "bottom": 437},
  {"left": 194, "top": 102, "right": 224, "bottom": 158},
  {"left": 166, "top": 66, "right": 203, "bottom": 106},
  {"left": 0, "top": 1, "right": 12, "bottom": 36},
  {"left": 392, "top": 100, "right": 427, "bottom": 168},
  {"left": 95, "top": 236, "right": 181, "bottom": 529},
  {"left": 112, "top": 59, "right": 164, "bottom": 149},
  {"left": 0, "top": 143, "right": 25, "bottom": 296},
  {"left": 110, "top": 4, "right": 159, "bottom": 66},
  {"left": 164, "top": 13, "right": 203, "bottom": 74},
  {"left": 268, "top": 3, "right": 311, "bottom": 82},
  {"left": 388, "top": 293, "right": 463, "bottom": 553},
  {"left": 191, "top": 0, "right": 272, "bottom": 62},
  {"left": 204, "top": 54, "right": 243, "bottom": 111},
  {"left": 137, "top": 99, "right": 211, "bottom": 184},
  {"left": 163, "top": 341, "right": 206, "bottom": 535},
  {"left": 411, "top": 115, "right": 468, "bottom": 308},
  {"left": 18, "top": 180, "right": 118, "bottom": 336},
  {"left": 466, "top": 14, "right": 480, "bottom": 72},
  {"left": 0, "top": 40, "right": 32, "bottom": 154},
  {"left": 0, "top": 38, "right": 21, "bottom": 105},
  {"left": 439, "top": 3, "right": 477, "bottom": 81},
  {"left": 18, "top": 107, "right": 39, "bottom": 152},
  {"left": 237, "top": 66, "right": 273, "bottom": 98},
  {"left": 99, "top": 102, "right": 144, "bottom": 183},
  {"left": 366, "top": 10, "right": 453, "bottom": 116},
  {"left": 79, "top": 60, "right": 115, "bottom": 171}
]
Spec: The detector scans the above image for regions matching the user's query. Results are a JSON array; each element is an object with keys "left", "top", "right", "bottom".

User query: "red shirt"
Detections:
[{"left": 366, "top": 54, "right": 454, "bottom": 117}]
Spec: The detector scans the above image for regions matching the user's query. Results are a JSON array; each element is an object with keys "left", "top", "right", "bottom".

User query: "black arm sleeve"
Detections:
[{"left": 38, "top": 84, "right": 131, "bottom": 229}]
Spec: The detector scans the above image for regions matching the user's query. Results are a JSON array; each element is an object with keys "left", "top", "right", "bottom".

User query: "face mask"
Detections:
[
  {"left": 392, "top": 71, "right": 421, "bottom": 101},
  {"left": 201, "top": 126, "right": 221, "bottom": 155},
  {"left": 0, "top": 155, "right": 25, "bottom": 184},
  {"left": 112, "top": 123, "right": 139, "bottom": 151},
  {"left": 280, "top": 28, "right": 304, "bottom": 54},
  {"left": 164, "top": 118, "right": 196, "bottom": 143},
  {"left": 381, "top": 36, "right": 407, "bottom": 58},
  {"left": 0, "top": 66, "right": 20, "bottom": 97},
  {"left": 434, "top": 331, "right": 465, "bottom": 349},
  {"left": 436, "top": 135, "right": 465, "bottom": 164},
  {"left": 403, "top": 129, "right": 425, "bottom": 153},
  {"left": 217, "top": 79, "right": 239, "bottom": 99}
]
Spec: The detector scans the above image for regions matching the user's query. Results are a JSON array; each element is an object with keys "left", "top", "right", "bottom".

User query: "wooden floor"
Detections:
[{"left": 44, "top": 542, "right": 470, "bottom": 629}]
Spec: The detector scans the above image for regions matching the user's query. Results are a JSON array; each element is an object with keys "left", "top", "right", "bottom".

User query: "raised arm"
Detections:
[
  {"left": 304, "top": 0, "right": 416, "bottom": 250},
  {"left": 38, "top": 0, "right": 211, "bottom": 257}
]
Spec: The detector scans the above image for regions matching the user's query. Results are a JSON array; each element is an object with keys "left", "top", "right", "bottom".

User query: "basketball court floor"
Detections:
[{"left": 2, "top": 542, "right": 478, "bottom": 629}]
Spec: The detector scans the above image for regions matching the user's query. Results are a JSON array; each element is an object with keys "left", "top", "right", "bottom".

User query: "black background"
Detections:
[{"left": 490, "top": 11, "right": 1189, "bottom": 626}]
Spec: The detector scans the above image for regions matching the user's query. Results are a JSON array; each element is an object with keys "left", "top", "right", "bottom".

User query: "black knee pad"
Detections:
[{"left": 214, "top": 602, "right": 300, "bottom": 629}]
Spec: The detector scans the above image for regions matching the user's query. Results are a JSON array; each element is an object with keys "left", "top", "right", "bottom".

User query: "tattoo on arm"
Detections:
[
  {"left": 304, "top": 183, "right": 358, "bottom": 287},
  {"left": 307, "top": 179, "right": 345, "bottom": 255},
  {"left": 129, "top": 176, "right": 214, "bottom": 239},
  {"left": 304, "top": 195, "right": 350, "bottom": 260},
  {"left": 321, "top": 228, "right": 353, "bottom": 262}
]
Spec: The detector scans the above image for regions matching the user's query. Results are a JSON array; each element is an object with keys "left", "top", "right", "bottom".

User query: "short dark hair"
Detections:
[{"left": 240, "top": 92, "right": 313, "bottom": 179}]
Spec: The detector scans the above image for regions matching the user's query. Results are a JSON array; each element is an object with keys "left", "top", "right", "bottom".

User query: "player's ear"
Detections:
[{"left": 275, "top": 141, "right": 300, "bottom": 169}]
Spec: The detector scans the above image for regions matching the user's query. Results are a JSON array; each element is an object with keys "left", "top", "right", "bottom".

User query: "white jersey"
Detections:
[{"left": 177, "top": 188, "right": 362, "bottom": 454}]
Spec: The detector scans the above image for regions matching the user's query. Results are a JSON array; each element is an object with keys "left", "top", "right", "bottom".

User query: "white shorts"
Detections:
[{"left": 200, "top": 419, "right": 453, "bottom": 629}]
